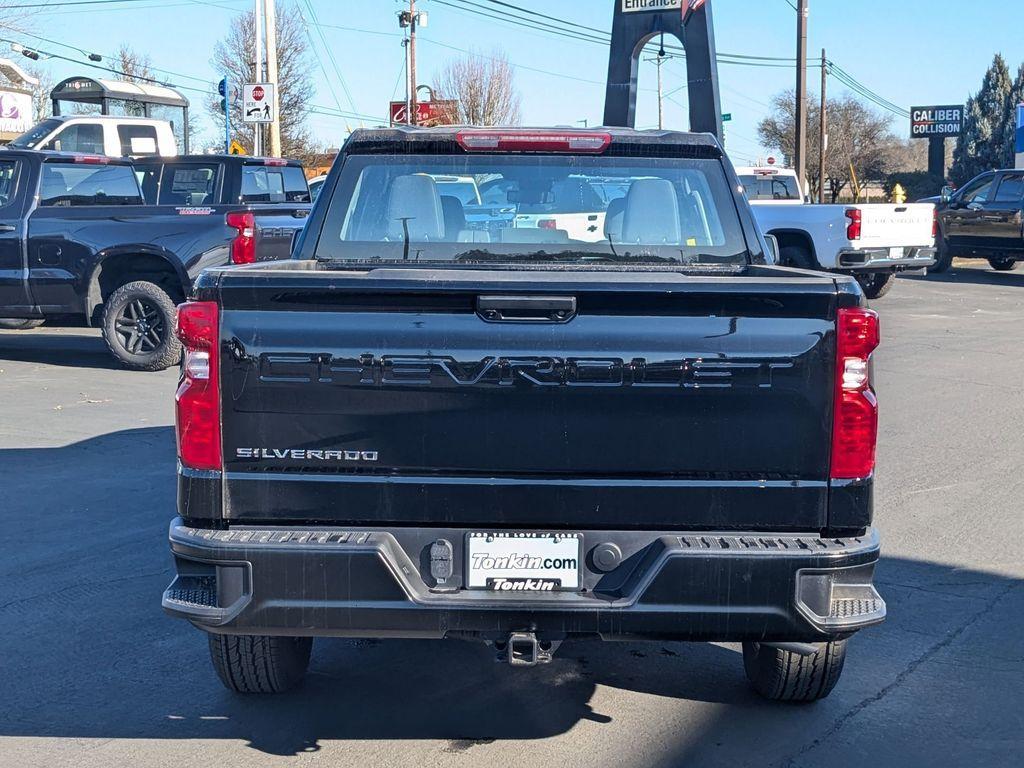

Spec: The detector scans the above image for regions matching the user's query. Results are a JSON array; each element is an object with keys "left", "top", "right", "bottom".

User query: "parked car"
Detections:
[
  {"left": 308, "top": 174, "right": 327, "bottom": 201},
  {"left": 737, "top": 165, "right": 937, "bottom": 299},
  {"left": 0, "top": 151, "right": 310, "bottom": 370},
  {"left": 8, "top": 115, "right": 177, "bottom": 157},
  {"left": 930, "top": 169, "right": 1024, "bottom": 273},
  {"left": 163, "top": 127, "right": 885, "bottom": 703}
]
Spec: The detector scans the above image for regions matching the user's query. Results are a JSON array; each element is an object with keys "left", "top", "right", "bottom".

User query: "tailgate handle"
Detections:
[{"left": 477, "top": 295, "right": 577, "bottom": 323}]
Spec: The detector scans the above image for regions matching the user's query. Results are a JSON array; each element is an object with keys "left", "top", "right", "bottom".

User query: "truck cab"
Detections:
[{"left": 9, "top": 115, "right": 178, "bottom": 158}]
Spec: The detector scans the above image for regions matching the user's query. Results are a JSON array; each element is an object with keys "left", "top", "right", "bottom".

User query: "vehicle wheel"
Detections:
[
  {"left": 855, "top": 272, "right": 896, "bottom": 300},
  {"left": 0, "top": 318, "right": 44, "bottom": 330},
  {"left": 101, "top": 281, "right": 181, "bottom": 371},
  {"left": 930, "top": 237, "right": 954, "bottom": 274},
  {"left": 742, "top": 640, "right": 847, "bottom": 703},
  {"left": 208, "top": 633, "right": 313, "bottom": 694},
  {"left": 779, "top": 245, "right": 817, "bottom": 270},
  {"left": 987, "top": 256, "right": 1020, "bottom": 271}
]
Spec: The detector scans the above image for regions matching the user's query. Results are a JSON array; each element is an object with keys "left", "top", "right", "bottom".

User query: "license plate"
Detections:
[
  {"left": 466, "top": 532, "right": 581, "bottom": 591},
  {"left": 889, "top": 246, "right": 906, "bottom": 259}
]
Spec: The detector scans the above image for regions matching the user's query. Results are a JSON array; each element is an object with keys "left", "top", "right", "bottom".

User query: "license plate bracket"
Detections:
[{"left": 466, "top": 532, "right": 582, "bottom": 591}]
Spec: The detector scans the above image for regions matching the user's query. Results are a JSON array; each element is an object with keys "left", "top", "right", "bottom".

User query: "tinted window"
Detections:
[
  {"left": 960, "top": 175, "right": 995, "bottom": 204},
  {"left": 45, "top": 123, "right": 104, "bottom": 154},
  {"left": 316, "top": 154, "right": 748, "bottom": 267},
  {"left": 39, "top": 163, "right": 144, "bottom": 206},
  {"left": 10, "top": 118, "right": 63, "bottom": 149},
  {"left": 283, "top": 166, "right": 311, "bottom": 203},
  {"left": 117, "top": 125, "right": 159, "bottom": 155},
  {"left": 241, "top": 165, "right": 285, "bottom": 203},
  {"left": 134, "top": 164, "right": 161, "bottom": 203},
  {"left": 0, "top": 160, "right": 20, "bottom": 207},
  {"left": 993, "top": 174, "right": 1024, "bottom": 203},
  {"left": 158, "top": 163, "right": 219, "bottom": 205},
  {"left": 739, "top": 173, "right": 802, "bottom": 201}
]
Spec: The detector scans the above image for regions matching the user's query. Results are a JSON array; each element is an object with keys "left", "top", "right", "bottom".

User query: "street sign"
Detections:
[
  {"left": 721, "top": 113, "right": 732, "bottom": 122},
  {"left": 910, "top": 105, "right": 963, "bottom": 138},
  {"left": 621, "top": 0, "right": 681, "bottom": 12},
  {"left": 389, "top": 100, "right": 457, "bottom": 127},
  {"left": 242, "top": 82, "right": 275, "bottom": 124},
  {"left": 229, "top": 140, "right": 247, "bottom": 155}
]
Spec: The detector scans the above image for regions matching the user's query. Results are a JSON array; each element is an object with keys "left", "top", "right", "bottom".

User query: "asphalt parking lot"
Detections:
[{"left": 1, "top": 262, "right": 1022, "bottom": 768}]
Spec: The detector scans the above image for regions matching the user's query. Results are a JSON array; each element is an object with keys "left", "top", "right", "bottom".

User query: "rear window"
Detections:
[
  {"left": 739, "top": 173, "right": 802, "bottom": 201},
  {"left": 39, "top": 163, "right": 144, "bottom": 207},
  {"left": 159, "top": 163, "right": 220, "bottom": 205},
  {"left": 315, "top": 153, "right": 748, "bottom": 267},
  {"left": 241, "top": 164, "right": 309, "bottom": 203},
  {"left": 117, "top": 124, "right": 159, "bottom": 156}
]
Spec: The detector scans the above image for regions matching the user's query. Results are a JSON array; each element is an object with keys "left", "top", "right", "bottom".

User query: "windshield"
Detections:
[
  {"left": 739, "top": 173, "right": 801, "bottom": 201},
  {"left": 315, "top": 154, "right": 749, "bottom": 266},
  {"left": 10, "top": 119, "right": 63, "bottom": 149}
]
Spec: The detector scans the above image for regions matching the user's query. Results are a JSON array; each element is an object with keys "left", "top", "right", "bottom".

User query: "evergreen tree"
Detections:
[
  {"left": 1000, "top": 63, "right": 1024, "bottom": 165},
  {"left": 951, "top": 54, "right": 1013, "bottom": 184}
]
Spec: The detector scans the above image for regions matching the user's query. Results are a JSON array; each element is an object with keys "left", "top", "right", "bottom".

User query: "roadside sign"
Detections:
[
  {"left": 242, "top": 82, "right": 275, "bottom": 124},
  {"left": 722, "top": 113, "right": 733, "bottom": 122},
  {"left": 389, "top": 100, "right": 457, "bottom": 127},
  {"left": 910, "top": 105, "right": 963, "bottom": 138},
  {"left": 228, "top": 140, "right": 247, "bottom": 155},
  {"left": 621, "top": 0, "right": 682, "bottom": 12}
]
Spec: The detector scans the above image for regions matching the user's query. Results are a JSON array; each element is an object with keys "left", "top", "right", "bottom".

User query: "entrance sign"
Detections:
[
  {"left": 621, "top": 0, "right": 681, "bottom": 11},
  {"left": 242, "top": 83, "right": 275, "bottom": 124}
]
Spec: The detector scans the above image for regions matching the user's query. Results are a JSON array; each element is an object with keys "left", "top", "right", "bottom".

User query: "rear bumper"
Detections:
[
  {"left": 838, "top": 246, "right": 936, "bottom": 271},
  {"left": 163, "top": 519, "right": 885, "bottom": 643}
]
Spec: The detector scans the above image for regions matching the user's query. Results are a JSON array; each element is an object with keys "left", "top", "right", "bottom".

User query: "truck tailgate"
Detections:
[
  {"left": 858, "top": 203, "right": 934, "bottom": 248},
  {"left": 215, "top": 268, "right": 839, "bottom": 530}
]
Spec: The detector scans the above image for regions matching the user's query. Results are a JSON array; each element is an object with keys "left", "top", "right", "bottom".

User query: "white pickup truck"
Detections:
[{"left": 736, "top": 166, "right": 937, "bottom": 299}]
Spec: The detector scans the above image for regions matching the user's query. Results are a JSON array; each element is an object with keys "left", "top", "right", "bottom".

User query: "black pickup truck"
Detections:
[
  {"left": 163, "top": 127, "right": 886, "bottom": 702},
  {"left": 0, "top": 151, "right": 309, "bottom": 369}
]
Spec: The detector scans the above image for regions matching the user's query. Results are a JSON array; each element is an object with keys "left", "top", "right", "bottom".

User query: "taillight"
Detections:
[
  {"left": 455, "top": 130, "right": 612, "bottom": 154},
  {"left": 538, "top": 219, "right": 557, "bottom": 230},
  {"left": 72, "top": 154, "right": 110, "bottom": 164},
  {"left": 932, "top": 208, "right": 938, "bottom": 239},
  {"left": 175, "top": 301, "right": 221, "bottom": 471},
  {"left": 845, "top": 208, "right": 862, "bottom": 241},
  {"left": 226, "top": 211, "right": 256, "bottom": 264},
  {"left": 263, "top": 158, "right": 288, "bottom": 166},
  {"left": 831, "top": 308, "right": 880, "bottom": 480}
]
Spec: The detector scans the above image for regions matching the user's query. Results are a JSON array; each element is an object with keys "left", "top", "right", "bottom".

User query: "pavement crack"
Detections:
[
  {"left": 777, "top": 580, "right": 1020, "bottom": 768},
  {"left": 0, "top": 568, "right": 170, "bottom": 613}
]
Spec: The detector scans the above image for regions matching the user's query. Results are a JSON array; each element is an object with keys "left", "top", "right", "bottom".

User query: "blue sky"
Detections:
[{"left": 11, "top": 0, "right": 1024, "bottom": 161}]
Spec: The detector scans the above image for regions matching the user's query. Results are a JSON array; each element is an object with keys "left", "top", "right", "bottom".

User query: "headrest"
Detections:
[
  {"left": 604, "top": 197, "right": 627, "bottom": 241},
  {"left": 621, "top": 179, "right": 681, "bottom": 245},
  {"left": 439, "top": 195, "right": 467, "bottom": 240},
  {"left": 386, "top": 174, "right": 444, "bottom": 241}
]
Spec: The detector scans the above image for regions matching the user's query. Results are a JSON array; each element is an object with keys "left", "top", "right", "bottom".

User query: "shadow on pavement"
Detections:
[
  {"left": 0, "top": 328, "right": 122, "bottom": 370},
  {"left": 901, "top": 262, "right": 1024, "bottom": 288},
  {"left": 0, "top": 428, "right": 1020, "bottom": 764}
]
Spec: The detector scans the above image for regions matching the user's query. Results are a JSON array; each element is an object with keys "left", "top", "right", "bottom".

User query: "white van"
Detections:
[{"left": 8, "top": 115, "right": 178, "bottom": 157}]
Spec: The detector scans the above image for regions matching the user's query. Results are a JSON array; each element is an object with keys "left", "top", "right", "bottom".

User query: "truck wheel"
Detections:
[
  {"left": 742, "top": 640, "right": 847, "bottom": 702},
  {"left": 779, "top": 246, "right": 816, "bottom": 270},
  {"left": 930, "top": 237, "right": 954, "bottom": 274},
  {"left": 0, "top": 318, "right": 44, "bottom": 330},
  {"left": 208, "top": 633, "right": 313, "bottom": 694},
  {"left": 855, "top": 272, "right": 896, "bottom": 300},
  {"left": 988, "top": 256, "right": 1020, "bottom": 271},
  {"left": 101, "top": 281, "right": 181, "bottom": 371}
]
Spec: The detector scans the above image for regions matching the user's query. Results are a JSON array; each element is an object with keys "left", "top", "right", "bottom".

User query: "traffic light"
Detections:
[{"left": 218, "top": 78, "right": 228, "bottom": 113}]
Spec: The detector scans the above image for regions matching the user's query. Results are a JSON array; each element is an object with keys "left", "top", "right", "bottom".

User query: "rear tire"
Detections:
[
  {"left": 779, "top": 245, "right": 817, "bottom": 270},
  {"left": 0, "top": 318, "right": 44, "bottom": 330},
  {"left": 742, "top": 640, "right": 847, "bottom": 702},
  {"left": 208, "top": 633, "right": 313, "bottom": 694},
  {"left": 855, "top": 271, "right": 896, "bottom": 300},
  {"left": 101, "top": 280, "right": 181, "bottom": 371},
  {"left": 930, "top": 237, "right": 954, "bottom": 274},
  {"left": 988, "top": 256, "right": 1020, "bottom": 271}
]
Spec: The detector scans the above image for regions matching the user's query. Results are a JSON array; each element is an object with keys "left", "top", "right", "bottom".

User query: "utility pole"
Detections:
[
  {"left": 644, "top": 37, "right": 672, "bottom": 130},
  {"left": 253, "top": 0, "right": 263, "bottom": 156},
  {"left": 819, "top": 49, "right": 827, "bottom": 204},
  {"left": 265, "top": 0, "right": 280, "bottom": 157},
  {"left": 794, "top": 0, "right": 809, "bottom": 193},
  {"left": 409, "top": 0, "right": 418, "bottom": 126}
]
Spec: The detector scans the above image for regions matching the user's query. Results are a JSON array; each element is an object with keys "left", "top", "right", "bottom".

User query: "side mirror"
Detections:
[
  {"left": 763, "top": 234, "right": 780, "bottom": 263},
  {"left": 940, "top": 186, "right": 954, "bottom": 205}
]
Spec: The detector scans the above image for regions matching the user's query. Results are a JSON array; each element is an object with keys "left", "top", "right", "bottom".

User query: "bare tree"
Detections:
[
  {"left": 112, "top": 44, "right": 154, "bottom": 116},
  {"left": 758, "top": 90, "right": 903, "bottom": 202},
  {"left": 433, "top": 49, "right": 521, "bottom": 126},
  {"left": 208, "top": 2, "right": 315, "bottom": 159}
]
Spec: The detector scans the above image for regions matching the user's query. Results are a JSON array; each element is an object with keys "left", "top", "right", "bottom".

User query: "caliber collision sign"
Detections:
[{"left": 910, "top": 105, "right": 963, "bottom": 138}]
